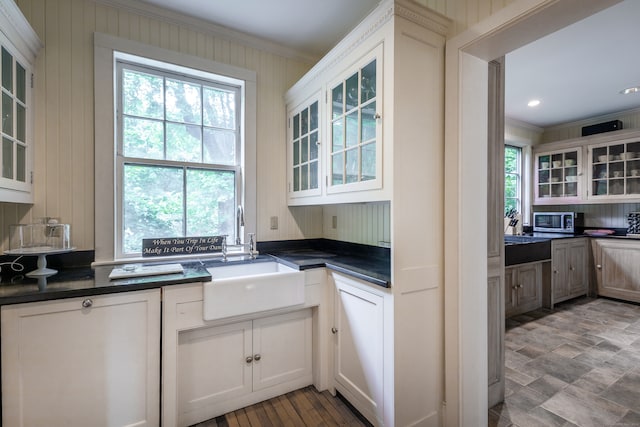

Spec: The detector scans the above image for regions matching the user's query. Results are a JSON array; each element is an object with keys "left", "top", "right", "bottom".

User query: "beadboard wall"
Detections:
[
  {"left": 2, "top": 0, "right": 518, "bottom": 252},
  {"left": 540, "top": 107, "right": 640, "bottom": 144}
]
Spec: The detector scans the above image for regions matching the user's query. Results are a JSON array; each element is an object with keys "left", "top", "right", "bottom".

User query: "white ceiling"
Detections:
[
  {"left": 139, "top": 0, "right": 640, "bottom": 129},
  {"left": 505, "top": 0, "right": 640, "bottom": 128},
  {"left": 138, "top": 0, "right": 381, "bottom": 59}
]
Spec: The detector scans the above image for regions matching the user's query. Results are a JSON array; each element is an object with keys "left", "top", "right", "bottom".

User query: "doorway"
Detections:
[{"left": 443, "top": 0, "right": 623, "bottom": 424}]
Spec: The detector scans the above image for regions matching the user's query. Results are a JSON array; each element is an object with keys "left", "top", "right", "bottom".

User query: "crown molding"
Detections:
[
  {"left": 286, "top": 0, "right": 450, "bottom": 101},
  {"left": 92, "top": 0, "right": 318, "bottom": 65},
  {"left": 0, "top": 0, "right": 43, "bottom": 61}
]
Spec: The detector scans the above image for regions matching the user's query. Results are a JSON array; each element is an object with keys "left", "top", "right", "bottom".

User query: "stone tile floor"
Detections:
[{"left": 490, "top": 296, "right": 640, "bottom": 427}]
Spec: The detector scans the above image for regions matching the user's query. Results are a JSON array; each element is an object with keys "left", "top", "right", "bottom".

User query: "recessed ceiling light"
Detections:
[
  {"left": 527, "top": 99, "right": 541, "bottom": 107},
  {"left": 620, "top": 86, "right": 640, "bottom": 95}
]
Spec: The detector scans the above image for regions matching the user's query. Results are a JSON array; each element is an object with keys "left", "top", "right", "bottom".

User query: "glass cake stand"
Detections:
[{"left": 4, "top": 247, "right": 75, "bottom": 277}]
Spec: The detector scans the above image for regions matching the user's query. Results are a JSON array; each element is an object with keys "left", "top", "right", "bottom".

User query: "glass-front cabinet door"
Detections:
[
  {"left": 327, "top": 45, "right": 382, "bottom": 194},
  {"left": 534, "top": 148, "right": 581, "bottom": 203},
  {"left": 588, "top": 140, "right": 640, "bottom": 199},
  {"left": 0, "top": 5, "right": 39, "bottom": 203},
  {"left": 288, "top": 92, "right": 322, "bottom": 199}
]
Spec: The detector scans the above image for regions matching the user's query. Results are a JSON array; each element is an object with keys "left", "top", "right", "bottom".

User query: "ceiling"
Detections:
[
  {"left": 138, "top": 0, "right": 381, "bottom": 59},
  {"left": 138, "top": 0, "right": 640, "bottom": 129},
  {"left": 505, "top": 0, "right": 640, "bottom": 128}
]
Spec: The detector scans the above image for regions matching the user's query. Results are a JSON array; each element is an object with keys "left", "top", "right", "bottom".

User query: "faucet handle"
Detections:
[{"left": 248, "top": 233, "right": 256, "bottom": 259}]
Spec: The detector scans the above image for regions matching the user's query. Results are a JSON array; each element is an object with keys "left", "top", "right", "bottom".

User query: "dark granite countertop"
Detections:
[{"left": 0, "top": 240, "right": 391, "bottom": 305}]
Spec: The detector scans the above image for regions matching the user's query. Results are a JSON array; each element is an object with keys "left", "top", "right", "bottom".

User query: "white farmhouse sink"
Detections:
[{"left": 203, "top": 261, "right": 305, "bottom": 321}]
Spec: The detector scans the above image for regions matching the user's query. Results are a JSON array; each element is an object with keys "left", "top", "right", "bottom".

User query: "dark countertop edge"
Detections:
[{"left": 270, "top": 255, "right": 390, "bottom": 288}]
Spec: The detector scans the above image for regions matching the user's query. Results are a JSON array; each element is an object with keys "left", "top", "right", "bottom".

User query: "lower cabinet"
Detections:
[
  {"left": 505, "top": 262, "right": 543, "bottom": 317},
  {"left": 1, "top": 289, "right": 161, "bottom": 427},
  {"left": 162, "top": 281, "right": 319, "bottom": 427},
  {"left": 550, "top": 238, "right": 588, "bottom": 306},
  {"left": 592, "top": 238, "right": 640, "bottom": 303},
  {"left": 331, "top": 272, "right": 384, "bottom": 426},
  {"left": 176, "top": 309, "right": 312, "bottom": 426}
]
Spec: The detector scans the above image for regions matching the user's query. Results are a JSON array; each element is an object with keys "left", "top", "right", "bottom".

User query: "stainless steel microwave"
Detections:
[{"left": 533, "top": 212, "right": 584, "bottom": 233}]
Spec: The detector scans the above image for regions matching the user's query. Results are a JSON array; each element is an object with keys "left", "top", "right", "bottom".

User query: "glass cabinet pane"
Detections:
[
  {"left": 361, "top": 60, "right": 376, "bottom": 103},
  {"left": 345, "top": 73, "right": 358, "bottom": 112},
  {"left": 2, "top": 137, "right": 12, "bottom": 179},
  {"left": 2, "top": 93, "right": 12, "bottom": 135},
  {"left": 310, "top": 102, "right": 318, "bottom": 131},
  {"left": 2, "top": 47, "right": 12, "bottom": 92},
  {"left": 16, "top": 104, "right": 25, "bottom": 142},
  {"left": 16, "top": 63, "right": 25, "bottom": 103},
  {"left": 330, "top": 57, "right": 378, "bottom": 187},
  {"left": 16, "top": 143, "right": 25, "bottom": 182},
  {"left": 290, "top": 96, "right": 320, "bottom": 194},
  {"left": 332, "top": 84, "right": 343, "bottom": 119}
]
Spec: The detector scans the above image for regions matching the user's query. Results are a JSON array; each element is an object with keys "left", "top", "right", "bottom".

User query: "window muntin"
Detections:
[
  {"left": 1, "top": 45, "right": 27, "bottom": 183},
  {"left": 116, "top": 59, "right": 241, "bottom": 257},
  {"left": 505, "top": 145, "right": 522, "bottom": 214}
]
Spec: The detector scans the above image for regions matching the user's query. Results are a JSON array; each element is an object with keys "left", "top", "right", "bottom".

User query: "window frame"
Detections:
[
  {"left": 114, "top": 59, "right": 243, "bottom": 258},
  {"left": 504, "top": 144, "right": 522, "bottom": 215},
  {"left": 94, "top": 33, "right": 256, "bottom": 264}
]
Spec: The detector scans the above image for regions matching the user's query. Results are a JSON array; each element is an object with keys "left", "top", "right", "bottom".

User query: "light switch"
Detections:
[
  {"left": 332, "top": 216, "right": 337, "bottom": 229},
  {"left": 270, "top": 216, "right": 278, "bottom": 230}
]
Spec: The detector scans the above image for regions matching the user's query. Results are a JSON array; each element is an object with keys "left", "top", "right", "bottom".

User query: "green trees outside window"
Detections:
[
  {"left": 118, "top": 62, "right": 240, "bottom": 255},
  {"left": 505, "top": 145, "right": 521, "bottom": 215}
]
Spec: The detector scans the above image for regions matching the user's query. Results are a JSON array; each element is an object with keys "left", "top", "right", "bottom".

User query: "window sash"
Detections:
[
  {"left": 115, "top": 59, "right": 242, "bottom": 258},
  {"left": 505, "top": 145, "right": 522, "bottom": 214}
]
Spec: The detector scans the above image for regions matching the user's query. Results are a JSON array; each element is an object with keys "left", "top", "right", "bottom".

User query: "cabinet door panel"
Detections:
[
  {"left": 333, "top": 277, "right": 383, "bottom": 422},
  {"left": 1, "top": 290, "right": 160, "bottom": 427},
  {"left": 596, "top": 240, "right": 640, "bottom": 303},
  {"left": 568, "top": 240, "right": 588, "bottom": 296},
  {"left": 177, "top": 321, "right": 252, "bottom": 420},
  {"left": 552, "top": 243, "right": 569, "bottom": 300},
  {"left": 504, "top": 267, "right": 517, "bottom": 317},
  {"left": 252, "top": 309, "right": 312, "bottom": 391},
  {"left": 517, "top": 263, "right": 541, "bottom": 312}
]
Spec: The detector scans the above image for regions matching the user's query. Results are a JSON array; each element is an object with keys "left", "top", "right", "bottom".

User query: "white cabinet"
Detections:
[
  {"left": 0, "top": 1, "right": 41, "bottom": 203},
  {"left": 505, "top": 262, "right": 542, "bottom": 318},
  {"left": 331, "top": 272, "right": 384, "bottom": 426},
  {"left": 162, "top": 274, "right": 326, "bottom": 427},
  {"left": 287, "top": 91, "right": 322, "bottom": 199},
  {"left": 326, "top": 46, "right": 382, "bottom": 195},
  {"left": 592, "top": 238, "right": 640, "bottom": 303},
  {"left": 177, "top": 310, "right": 312, "bottom": 426},
  {"left": 286, "top": 43, "right": 383, "bottom": 205},
  {"left": 550, "top": 238, "right": 588, "bottom": 306},
  {"left": 1, "top": 289, "right": 161, "bottom": 427},
  {"left": 588, "top": 138, "right": 640, "bottom": 199},
  {"left": 534, "top": 148, "right": 582, "bottom": 203}
]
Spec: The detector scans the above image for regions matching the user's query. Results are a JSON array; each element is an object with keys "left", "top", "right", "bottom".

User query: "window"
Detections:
[
  {"left": 504, "top": 145, "right": 521, "bottom": 214},
  {"left": 115, "top": 59, "right": 242, "bottom": 257},
  {"left": 94, "top": 34, "right": 256, "bottom": 263}
]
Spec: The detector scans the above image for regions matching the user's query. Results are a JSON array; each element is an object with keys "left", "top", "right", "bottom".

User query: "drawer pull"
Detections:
[{"left": 82, "top": 299, "right": 93, "bottom": 308}]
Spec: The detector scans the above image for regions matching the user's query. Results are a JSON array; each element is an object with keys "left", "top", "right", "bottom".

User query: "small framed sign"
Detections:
[{"left": 142, "top": 236, "right": 225, "bottom": 257}]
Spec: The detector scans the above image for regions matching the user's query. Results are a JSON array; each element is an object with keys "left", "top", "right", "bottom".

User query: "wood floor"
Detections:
[{"left": 190, "top": 386, "right": 372, "bottom": 427}]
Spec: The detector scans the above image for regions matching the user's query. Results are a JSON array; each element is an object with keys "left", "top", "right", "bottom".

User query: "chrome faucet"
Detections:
[{"left": 236, "top": 205, "right": 244, "bottom": 245}]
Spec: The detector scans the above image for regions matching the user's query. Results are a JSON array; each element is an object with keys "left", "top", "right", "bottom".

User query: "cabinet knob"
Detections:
[
  {"left": 374, "top": 113, "right": 381, "bottom": 119},
  {"left": 82, "top": 299, "right": 93, "bottom": 308},
  {"left": 254, "top": 354, "right": 261, "bottom": 361},
  {"left": 553, "top": 270, "right": 557, "bottom": 274},
  {"left": 331, "top": 327, "right": 338, "bottom": 334},
  {"left": 245, "top": 356, "right": 253, "bottom": 364},
  {"left": 596, "top": 264, "right": 602, "bottom": 270}
]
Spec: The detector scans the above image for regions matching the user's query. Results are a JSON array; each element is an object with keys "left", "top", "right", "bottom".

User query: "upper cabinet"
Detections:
[
  {"left": 285, "top": 0, "right": 449, "bottom": 206},
  {"left": 533, "top": 128, "right": 640, "bottom": 205},
  {"left": 534, "top": 148, "right": 582, "bottom": 203},
  {"left": 0, "top": 1, "right": 41, "bottom": 203},
  {"left": 327, "top": 46, "right": 382, "bottom": 195},
  {"left": 588, "top": 139, "right": 640, "bottom": 199},
  {"left": 288, "top": 91, "right": 322, "bottom": 198}
]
